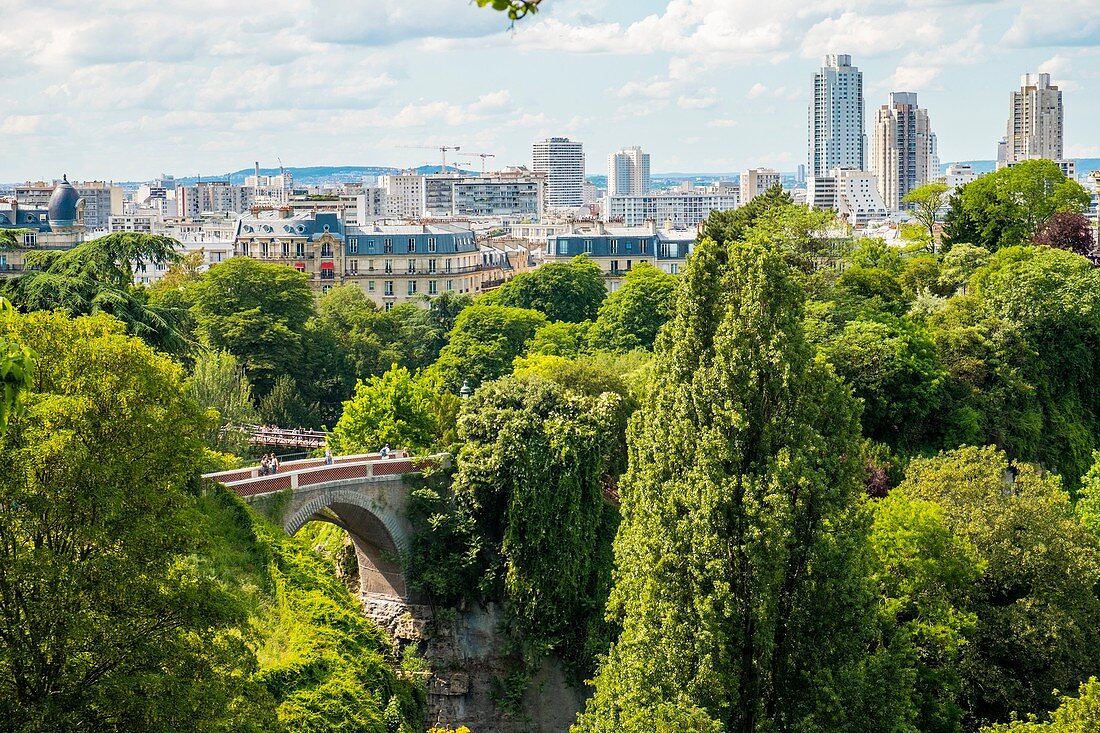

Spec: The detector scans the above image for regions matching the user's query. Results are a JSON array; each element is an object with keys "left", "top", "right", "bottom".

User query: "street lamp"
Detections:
[{"left": 459, "top": 380, "right": 472, "bottom": 399}]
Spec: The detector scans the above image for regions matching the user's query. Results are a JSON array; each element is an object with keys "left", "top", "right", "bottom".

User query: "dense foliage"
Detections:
[{"left": 0, "top": 311, "right": 267, "bottom": 732}]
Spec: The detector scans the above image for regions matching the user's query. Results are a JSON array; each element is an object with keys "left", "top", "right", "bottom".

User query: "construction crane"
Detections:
[
  {"left": 458, "top": 152, "right": 497, "bottom": 174},
  {"left": 397, "top": 145, "right": 462, "bottom": 173}
]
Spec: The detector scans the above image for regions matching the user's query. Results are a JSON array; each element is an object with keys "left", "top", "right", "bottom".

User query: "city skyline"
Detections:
[{"left": 1, "top": 0, "right": 1097, "bottom": 181}]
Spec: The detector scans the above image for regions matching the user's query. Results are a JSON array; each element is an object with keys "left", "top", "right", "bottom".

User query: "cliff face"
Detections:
[{"left": 299, "top": 522, "right": 586, "bottom": 732}]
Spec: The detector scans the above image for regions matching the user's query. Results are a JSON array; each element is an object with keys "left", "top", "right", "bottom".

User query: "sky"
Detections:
[{"left": 1, "top": 0, "right": 1098, "bottom": 181}]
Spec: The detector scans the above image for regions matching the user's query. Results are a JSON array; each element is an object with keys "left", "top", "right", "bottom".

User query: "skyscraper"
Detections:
[
  {"left": 607, "top": 146, "right": 651, "bottom": 196},
  {"left": 533, "top": 137, "right": 585, "bottom": 209},
  {"left": 808, "top": 54, "right": 866, "bottom": 178},
  {"left": 1002, "top": 72, "right": 1063, "bottom": 168},
  {"left": 869, "top": 92, "right": 933, "bottom": 211}
]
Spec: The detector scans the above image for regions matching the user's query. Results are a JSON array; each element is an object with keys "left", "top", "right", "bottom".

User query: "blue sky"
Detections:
[{"left": 1, "top": 0, "right": 1097, "bottom": 181}]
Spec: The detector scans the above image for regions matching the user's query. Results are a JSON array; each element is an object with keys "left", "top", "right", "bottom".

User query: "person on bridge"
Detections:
[
  {"left": 380, "top": 444, "right": 390, "bottom": 459},
  {"left": 271, "top": 454, "right": 280, "bottom": 474},
  {"left": 260, "top": 454, "right": 271, "bottom": 476},
  {"left": 324, "top": 446, "right": 333, "bottom": 465}
]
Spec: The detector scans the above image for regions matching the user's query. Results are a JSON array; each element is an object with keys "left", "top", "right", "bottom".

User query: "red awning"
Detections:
[
  {"left": 320, "top": 262, "right": 334, "bottom": 270},
  {"left": 294, "top": 262, "right": 305, "bottom": 271}
]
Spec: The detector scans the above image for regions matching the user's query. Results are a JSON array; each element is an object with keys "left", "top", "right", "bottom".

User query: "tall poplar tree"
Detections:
[{"left": 575, "top": 238, "right": 882, "bottom": 732}]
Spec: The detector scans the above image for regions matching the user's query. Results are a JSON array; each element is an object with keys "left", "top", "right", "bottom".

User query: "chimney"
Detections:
[{"left": 254, "top": 161, "right": 260, "bottom": 181}]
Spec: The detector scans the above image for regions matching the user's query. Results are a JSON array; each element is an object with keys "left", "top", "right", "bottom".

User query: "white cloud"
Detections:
[
  {"left": 0, "top": 115, "right": 46, "bottom": 135},
  {"left": 678, "top": 90, "right": 718, "bottom": 109},
  {"left": 802, "top": 12, "right": 943, "bottom": 58},
  {"left": 707, "top": 118, "right": 738, "bottom": 128},
  {"left": 1002, "top": 0, "right": 1100, "bottom": 47}
]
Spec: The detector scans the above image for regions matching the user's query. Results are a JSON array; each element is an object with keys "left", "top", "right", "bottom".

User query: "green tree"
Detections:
[
  {"left": 256, "top": 373, "right": 320, "bottom": 429},
  {"left": 450, "top": 375, "right": 623, "bottom": 680},
  {"left": 190, "top": 257, "right": 314, "bottom": 395},
  {"left": 576, "top": 239, "right": 884, "bottom": 732},
  {"left": 187, "top": 349, "right": 258, "bottom": 454},
  {"left": 938, "top": 244, "right": 992, "bottom": 294},
  {"left": 0, "top": 298, "right": 33, "bottom": 433},
  {"left": 328, "top": 366, "right": 442, "bottom": 454},
  {"left": 492, "top": 255, "right": 606, "bottom": 322},
  {"left": 898, "top": 446, "right": 1100, "bottom": 729},
  {"left": 823, "top": 316, "right": 945, "bottom": 449},
  {"left": 943, "top": 161, "right": 1091, "bottom": 252},
  {"left": 903, "top": 182, "right": 949, "bottom": 251},
  {"left": 0, "top": 310, "right": 272, "bottom": 732},
  {"left": 527, "top": 320, "right": 592, "bottom": 357},
  {"left": 868, "top": 493, "right": 982, "bottom": 732},
  {"left": 432, "top": 304, "right": 546, "bottom": 390},
  {"left": 588, "top": 262, "right": 678, "bottom": 351},
  {"left": 3, "top": 233, "right": 186, "bottom": 352},
  {"left": 982, "top": 677, "right": 1100, "bottom": 732},
  {"left": 970, "top": 246, "right": 1100, "bottom": 485}
]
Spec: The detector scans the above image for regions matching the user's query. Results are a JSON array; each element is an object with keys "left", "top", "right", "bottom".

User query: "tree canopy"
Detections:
[
  {"left": 943, "top": 160, "right": 1091, "bottom": 252},
  {"left": 490, "top": 255, "right": 606, "bottom": 323},
  {"left": 0, "top": 310, "right": 269, "bottom": 732}
]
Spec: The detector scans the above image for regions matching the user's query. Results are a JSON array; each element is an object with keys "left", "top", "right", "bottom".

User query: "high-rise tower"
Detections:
[
  {"left": 808, "top": 54, "right": 866, "bottom": 178},
  {"left": 1003, "top": 72, "right": 1063, "bottom": 168},
  {"left": 533, "top": 137, "right": 585, "bottom": 209},
  {"left": 869, "top": 92, "right": 933, "bottom": 211},
  {"left": 607, "top": 146, "right": 650, "bottom": 196}
]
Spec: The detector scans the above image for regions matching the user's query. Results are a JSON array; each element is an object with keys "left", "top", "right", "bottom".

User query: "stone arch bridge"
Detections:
[{"left": 203, "top": 452, "right": 446, "bottom": 600}]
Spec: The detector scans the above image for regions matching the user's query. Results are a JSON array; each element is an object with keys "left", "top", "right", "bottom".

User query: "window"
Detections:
[
  {"left": 445, "top": 259, "right": 453, "bottom": 273},
  {"left": 407, "top": 238, "right": 416, "bottom": 252},
  {"left": 368, "top": 280, "right": 375, "bottom": 291},
  {"left": 428, "top": 259, "right": 437, "bottom": 274},
  {"left": 349, "top": 259, "right": 359, "bottom": 274},
  {"left": 446, "top": 280, "right": 453, "bottom": 291},
  {"left": 640, "top": 240, "right": 648, "bottom": 254},
  {"left": 295, "top": 242, "right": 305, "bottom": 257},
  {"left": 670, "top": 264, "right": 679, "bottom": 275},
  {"left": 428, "top": 237, "right": 436, "bottom": 252},
  {"left": 584, "top": 239, "right": 593, "bottom": 253},
  {"left": 557, "top": 240, "right": 568, "bottom": 255},
  {"left": 282, "top": 241, "right": 290, "bottom": 257},
  {"left": 384, "top": 259, "right": 393, "bottom": 274},
  {"left": 429, "top": 280, "right": 438, "bottom": 295},
  {"left": 625, "top": 240, "right": 633, "bottom": 253},
  {"left": 610, "top": 260, "right": 619, "bottom": 273},
  {"left": 260, "top": 242, "right": 269, "bottom": 258},
  {"left": 384, "top": 302, "right": 394, "bottom": 311},
  {"left": 321, "top": 243, "right": 333, "bottom": 258},
  {"left": 407, "top": 280, "right": 417, "bottom": 295},
  {"left": 407, "top": 259, "right": 417, "bottom": 273},
  {"left": 322, "top": 284, "right": 332, "bottom": 294},
  {"left": 384, "top": 280, "right": 394, "bottom": 296},
  {"left": 350, "top": 238, "right": 359, "bottom": 254},
  {"left": 383, "top": 238, "right": 393, "bottom": 254},
  {"left": 626, "top": 259, "right": 632, "bottom": 270},
  {"left": 610, "top": 239, "right": 618, "bottom": 254}
]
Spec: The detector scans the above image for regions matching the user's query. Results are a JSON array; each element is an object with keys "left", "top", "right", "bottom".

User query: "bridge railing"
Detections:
[{"left": 204, "top": 452, "right": 446, "bottom": 499}]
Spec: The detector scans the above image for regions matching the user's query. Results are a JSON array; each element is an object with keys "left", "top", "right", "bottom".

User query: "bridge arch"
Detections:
[{"left": 285, "top": 488, "right": 411, "bottom": 599}]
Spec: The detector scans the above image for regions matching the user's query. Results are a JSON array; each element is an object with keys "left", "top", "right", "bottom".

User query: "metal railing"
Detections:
[{"left": 203, "top": 452, "right": 444, "bottom": 499}]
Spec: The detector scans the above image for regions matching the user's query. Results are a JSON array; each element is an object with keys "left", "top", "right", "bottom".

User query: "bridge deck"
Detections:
[{"left": 204, "top": 452, "right": 430, "bottom": 498}]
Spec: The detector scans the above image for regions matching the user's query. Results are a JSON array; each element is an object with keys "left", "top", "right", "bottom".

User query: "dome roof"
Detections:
[{"left": 48, "top": 175, "right": 80, "bottom": 227}]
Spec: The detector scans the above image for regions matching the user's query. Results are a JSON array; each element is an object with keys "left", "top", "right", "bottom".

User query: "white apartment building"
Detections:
[
  {"left": 177, "top": 181, "right": 256, "bottom": 217},
  {"left": 869, "top": 92, "right": 934, "bottom": 211},
  {"left": 740, "top": 168, "right": 781, "bottom": 204},
  {"left": 809, "top": 54, "right": 866, "bottom": 178},
  {"left": 533, "top": 137, "right": 585, "bottom": 209},
  {"left": 607, "top": 146, "right": 651, "bottom": 196},
  {"left": 379, "top": 174, "right": 427, "bottom": 219},
  {"left": 807, "top": 168, "right": 888, "bottom": 226},
  {"left": 605, "top": 183, "right": 739, "bottom": 228},
  {"left": 1003, "top": 72, "right": 1064, "bottom": 169}
]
